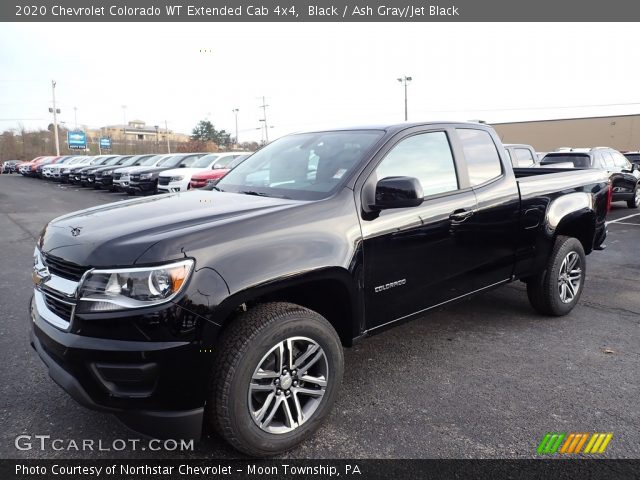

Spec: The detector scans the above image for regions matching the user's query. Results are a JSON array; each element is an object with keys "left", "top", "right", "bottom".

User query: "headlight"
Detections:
[
  {"left": 103, "top": 170, "right": 113, "bottom": 175},
  {"left": 170, "top": 176, "right": 184, "bottom": 182},
  {"left": 62, "top": 169, "right": 70, "bottom": 174},
  {"left": 140, "top": 173, "right": 153, "bottom": 180},
  {"left": 76, "top": 259, "right": 194, "bottom": 312}
]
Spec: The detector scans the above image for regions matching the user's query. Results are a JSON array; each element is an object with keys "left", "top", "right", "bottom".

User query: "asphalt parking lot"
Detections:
[{"left": 1, "top": 174, "right": 638, "bottom": 459}]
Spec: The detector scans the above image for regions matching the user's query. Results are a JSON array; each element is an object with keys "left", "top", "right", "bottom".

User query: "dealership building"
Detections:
[{"left": 492, "top": 114, "right": 640, "bottom": 152}]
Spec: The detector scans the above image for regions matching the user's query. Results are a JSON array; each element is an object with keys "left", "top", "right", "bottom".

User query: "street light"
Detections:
[
  {"left": 397, "top": 76, "right": 412, "bottom": 121},
  {"left": 154, "top": 125, "right": 159, "bottom": 152},
  {"left": 121, "top": 105, "right": 127, "bottom": 154},
  {"left": 232, "top": 108, "right": 239, "bottom": 146}
]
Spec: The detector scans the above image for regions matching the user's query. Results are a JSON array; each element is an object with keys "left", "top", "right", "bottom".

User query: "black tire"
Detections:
[
  {"left": 627, "top": 185, "right": 639, "bottom": 209},
  {"left": 209, "top": 302, "right": 343, "bottom": 457},
  {"left": 527, "top": 236, "right": 586, "bottom": 316}
]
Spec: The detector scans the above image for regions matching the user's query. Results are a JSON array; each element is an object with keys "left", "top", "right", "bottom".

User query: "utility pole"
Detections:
[
  {"left": 397, "top": 75, "right": 412, "bottom": 121},
  {"left": 165, "top": 120, "right": 171, "bottom": 153},
  {"left": 50, "top": 80, "right": 60, "bottom": 155},
  {"left": 232, "top": 108, "right": 239, "bottom": 146},
  {"left": 73, "top": 106, "right": 78, "bottom": 129},
  {"left": 121, "top": 105, "right": 127, "bottom": 154},
  {"left": 258, "top": 96, "right": 270, "bottom": 143}
]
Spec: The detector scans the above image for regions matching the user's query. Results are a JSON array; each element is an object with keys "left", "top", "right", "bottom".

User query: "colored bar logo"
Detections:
[{"left": 537, "top": 432, "right": 613, "bottom": 454}]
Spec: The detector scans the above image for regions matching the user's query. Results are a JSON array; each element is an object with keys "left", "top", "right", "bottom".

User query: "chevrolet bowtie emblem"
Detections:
[{"left": 32, "top": 265, "right": 50, "bottom": 286}]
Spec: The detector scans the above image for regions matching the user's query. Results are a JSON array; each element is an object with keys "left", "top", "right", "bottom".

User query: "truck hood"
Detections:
[
  {"left": 39, "top": 190, "right": 300, "bottom": 267},
  {"left": 114, "top": 165, "right": 156, "bottom": 174},
  {"left": 159, "top": 167, "right": 208, "bottom": 178}
]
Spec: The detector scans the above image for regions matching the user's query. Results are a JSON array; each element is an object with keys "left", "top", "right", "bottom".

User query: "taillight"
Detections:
[{"left": 606, "top": 183, "right": 613, "bottom": 212}]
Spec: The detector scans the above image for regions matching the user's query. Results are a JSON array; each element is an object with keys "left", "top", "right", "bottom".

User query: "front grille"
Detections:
[
  {"left": 44, "top": 254, "right": 88, "bottom": 282},
  {"left": 158, "top": 177, "right": 170, "bottom": 186},
  {"left": 113, "top": 173, "right": 122, "bottom": 180},
  {"left": 43, "top": 293, "right": 74, "bottom": 321}
]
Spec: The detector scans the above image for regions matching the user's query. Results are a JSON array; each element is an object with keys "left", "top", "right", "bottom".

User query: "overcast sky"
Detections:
[{"left": 1, "top": 22, "right": 640, "bottom": 142}]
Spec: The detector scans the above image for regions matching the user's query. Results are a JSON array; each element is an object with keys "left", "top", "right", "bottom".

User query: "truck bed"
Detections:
[{"left": 514, "top": 167, "right": 609, "bottom": 200}]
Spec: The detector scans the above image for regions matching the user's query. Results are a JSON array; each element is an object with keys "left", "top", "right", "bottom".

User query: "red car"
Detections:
[{"left": 188, "top": 154, "right": 250, "bottom": 188}]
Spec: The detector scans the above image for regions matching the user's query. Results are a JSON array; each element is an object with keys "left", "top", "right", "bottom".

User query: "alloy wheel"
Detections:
[
  {"left": 558, "top": 251, "right": 582, "bottom": 304},
  {"left": 248, "top": 337, "right": 328, "bottom": 434}
]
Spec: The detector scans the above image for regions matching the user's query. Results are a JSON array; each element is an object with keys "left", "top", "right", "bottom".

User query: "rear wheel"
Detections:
[
  {"left": 627, "top": 185, "right": 640, "bottom": 208},
  {"left": 209, "top": 302, "right": 343, "bottom": 457},
  {"left": 527, "top": 236, "right": 586, "bottom": 316}
]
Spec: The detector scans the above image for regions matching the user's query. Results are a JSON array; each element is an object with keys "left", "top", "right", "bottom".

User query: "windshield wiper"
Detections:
[{"left": 238, "top": 190, "right": 291, "bottom": 199}]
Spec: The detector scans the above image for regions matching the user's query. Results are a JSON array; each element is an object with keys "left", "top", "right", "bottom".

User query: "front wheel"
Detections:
[
  {"left": 209, "top": 302, "right": 344, "bottom": 457},
  {"left": 527, "top": 235, "right": 586, "bottom": 316},
  {"left": 627, "top": 185, "right": 640, "bottom": 209}
]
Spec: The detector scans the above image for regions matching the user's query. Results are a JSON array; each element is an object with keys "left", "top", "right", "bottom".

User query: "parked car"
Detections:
[
  {"left": 189, "top": 155, "right": 251, "bottom": 188},
  {"left": 95, "top": 154, "right": 156, "bottom": 190},
  {"left": 61, "top": 156, "right": 99, "bottom": 183},
  {"left": 157, "top": 152, "right": 251, "bottom": 193},
  {"left": 42, "top": 156, "right": 78, "bottom": 180},
  {"left": 126, "top": 153, "right": 205, "bottom": 195},
  {"left": 541, "top": 147, "right": 640, "bottom": 208},
  {"left": 36, "top": 156, "right": 64, "bottom": 178},
  {"left": 623, "top": 151, "right": 640, "bottom": 166},
  {"left": 112, "top": 154, "right": 171, "bottom": 192},
  {"left": 83, "top": 156, "right": 131, "bottom": 187},
  {"left": 30, "top": 122, "right": 609, "bottom": 456},
  {"left": 67, "top": 156, "right": 115, "bottom": 184},
  {"left": 2, "top": 160, "right": 22, "bottom": 173},
  {"left": 503, "top": 144, "right": 538, "bottom": 167},
  {"left": 19, "top": 156, "right": 47, "bottom": 176}
]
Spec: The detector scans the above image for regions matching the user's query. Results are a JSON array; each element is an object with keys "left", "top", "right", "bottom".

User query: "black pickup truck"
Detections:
[{"left": 30, "top": 122, "right": 609, "bottom": 456}]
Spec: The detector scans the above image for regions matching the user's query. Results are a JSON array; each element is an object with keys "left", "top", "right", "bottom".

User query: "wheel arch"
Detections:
[{"left": 205, "top": 268, "right": 362, "bottom": 348}]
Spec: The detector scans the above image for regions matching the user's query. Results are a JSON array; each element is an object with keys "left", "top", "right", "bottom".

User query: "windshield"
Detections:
[
  {"left": 104, "top": 157, "right": 124, "bottom": 166},
  {"left": 213, "top": 155, "right": 241, "bottom": 169},
  {"left": 120, "top": 156, "right": 144, "bottom": 166},
  {"left": 156, "top": 155, "right": 179, "bottom": 167},
  {"left": 92, "top": 156, "right": 113, "bottom": 165},
  {"left": 217, "top": 130, "right": 384, "bottom": 200},
  {"left": 624, "top": 153, "right": 640, "bottom": 164},
  {"left": 227, "top": 155, "right": 249, "bottom": 169},
  {"left": 541, "top": 154, "right": 591, "bottom": 168},
  {"left": 178, "top": 154, "right": 204, "bottom": 167},
  {"left": 138, "top": 155, "right": 163, "bottom": 166},
  {"left": 192, "top": 154, "right": 219, "bottom": 168}
]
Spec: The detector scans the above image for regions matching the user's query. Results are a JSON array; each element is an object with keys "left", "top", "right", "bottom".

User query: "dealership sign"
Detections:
[
  {"left": 67, "top": 131, "right": 87, "bottom": 150},
  {"left": 99, "top": 137, "right": 112, "bottom": 149}
]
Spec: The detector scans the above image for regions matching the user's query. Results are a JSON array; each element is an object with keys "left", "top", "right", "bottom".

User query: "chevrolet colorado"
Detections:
[{"left": 29, "top": 122, "right": 609, "bottom": 456}]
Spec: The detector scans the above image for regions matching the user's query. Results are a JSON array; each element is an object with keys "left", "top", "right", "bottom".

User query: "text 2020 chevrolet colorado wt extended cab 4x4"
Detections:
[{"left": 30, "top": 122, "right": 609, "bottom": 456}]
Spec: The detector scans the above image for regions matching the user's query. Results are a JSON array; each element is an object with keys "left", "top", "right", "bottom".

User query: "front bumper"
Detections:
[
  {"left": 157, "top": 181, "right": 187, "bottom": 193},
  {"left": 127, "top": 180, "right": 157, "bottom": 193},
  {"left": 29, "top": 293, "right": 205, "bottom": 439}
]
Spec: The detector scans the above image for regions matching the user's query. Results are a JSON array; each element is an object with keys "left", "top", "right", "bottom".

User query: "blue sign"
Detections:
[
  {"left": 99, "top": 137, "right": 112, "bottom": 149},
  {"left": 67, "top": 131, "right": 87, "bottom": 150}
]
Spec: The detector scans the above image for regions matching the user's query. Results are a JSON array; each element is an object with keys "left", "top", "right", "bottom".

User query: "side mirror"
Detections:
[{"left": 373, "top": 176, "right": 423, "bottom": 210}]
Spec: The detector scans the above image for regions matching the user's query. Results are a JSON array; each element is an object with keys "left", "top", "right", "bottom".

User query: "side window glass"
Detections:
[
  {"left": 515, "top": 148, "right": 535, "bottom": 167},
  {"left": 456, "top": 129, "right": 503, "bottom": 186},
  {"left": 603, "top": 152, "right": 614, "bottom": 168},
  {"left": 375, "top": 131, "right": 458, "bottom": 197},
  {"left": 504, "top": 149, "right": 514, "bottom": 166},
  {"left": 613, "top": 152, "right": 629, "bottom": 168}
]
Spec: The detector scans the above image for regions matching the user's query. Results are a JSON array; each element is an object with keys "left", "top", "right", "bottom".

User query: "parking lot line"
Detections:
[
  {"left": 606, "top": 212, "right": 640, "bottom": 225},
  {"left": 608, "top": 222, "right": 640, "bottom": 227}
]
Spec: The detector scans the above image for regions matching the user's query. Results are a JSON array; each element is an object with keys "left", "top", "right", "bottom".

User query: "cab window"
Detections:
[{"left": 374, "top": 131, "right": 458, "bottom": 197}]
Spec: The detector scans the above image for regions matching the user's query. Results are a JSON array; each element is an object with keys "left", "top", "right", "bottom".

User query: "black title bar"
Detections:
[{"left": 3, "top": 0, "right": 640, "bottom": 21}]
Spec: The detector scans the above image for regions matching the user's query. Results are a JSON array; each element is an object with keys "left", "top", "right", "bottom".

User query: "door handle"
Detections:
[{"left": 449, "top": 209, "right": 474, "bottom": 222}]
